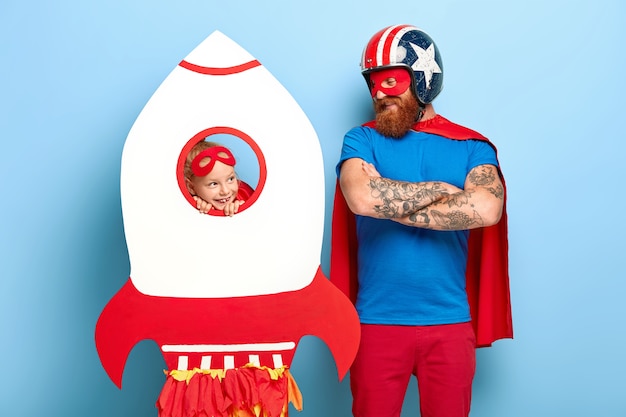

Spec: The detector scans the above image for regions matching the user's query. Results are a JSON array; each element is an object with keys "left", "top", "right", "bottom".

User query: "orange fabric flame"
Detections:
[{"left": 156, "top": 365, "right": 302, "bottom": 417}]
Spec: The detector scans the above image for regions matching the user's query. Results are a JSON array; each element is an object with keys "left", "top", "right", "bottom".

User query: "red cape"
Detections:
[{"left": 330, "top": 115, "right": 513, "bottom": 347}]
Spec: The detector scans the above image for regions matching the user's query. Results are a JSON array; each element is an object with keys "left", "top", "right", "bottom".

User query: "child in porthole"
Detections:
[{"left": 184, "top": 140, "right": 254, "bottom": 216}]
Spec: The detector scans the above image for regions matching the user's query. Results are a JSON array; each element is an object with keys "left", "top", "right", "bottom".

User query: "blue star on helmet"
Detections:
[{"left": 409, "top": 42, "right": 442, "bottom": 89}]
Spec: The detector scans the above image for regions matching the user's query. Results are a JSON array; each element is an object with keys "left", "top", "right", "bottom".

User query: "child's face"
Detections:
[{"left": 187, "top": 161, "right": 240, "bottom": 210}]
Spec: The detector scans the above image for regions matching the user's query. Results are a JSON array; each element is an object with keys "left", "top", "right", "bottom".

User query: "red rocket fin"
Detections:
[
  {"left": 304, "top": 269, "right": 361, "bottom": 380},
  {"left": 95, "top": 279, "right": 149, "bottom": 388}
]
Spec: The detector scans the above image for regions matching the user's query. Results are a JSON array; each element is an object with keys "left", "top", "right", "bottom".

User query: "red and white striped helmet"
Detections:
[{"left": 361, "top": 24, "right": 444, "bottom": 104}]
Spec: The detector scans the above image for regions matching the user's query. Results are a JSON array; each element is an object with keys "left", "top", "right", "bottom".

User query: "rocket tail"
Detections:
[
  {"left": 95, "top": 279, "right": 152, "bottom": 388},
  {"left": 305, "top": 269, "right": 361, "bottom": 381}
]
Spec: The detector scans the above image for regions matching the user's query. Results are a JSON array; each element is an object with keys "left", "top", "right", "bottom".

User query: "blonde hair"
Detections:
[{"left": 184, "top": 140, "right": 223, "bottom": 180}]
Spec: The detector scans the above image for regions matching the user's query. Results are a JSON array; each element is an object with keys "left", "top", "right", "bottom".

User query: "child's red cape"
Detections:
[{"left": 330, "top": 115, "right": 513, "bottom": 347}]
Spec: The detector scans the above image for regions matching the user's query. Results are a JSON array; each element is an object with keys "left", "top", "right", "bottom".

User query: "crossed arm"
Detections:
[{"left": 339, "top": 158, "right": 504, "bottom": 230}]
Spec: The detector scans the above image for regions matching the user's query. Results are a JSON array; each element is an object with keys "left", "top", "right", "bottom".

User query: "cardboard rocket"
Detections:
[{"left": 95, "top": 31, "right": 360, "bottom": 416}]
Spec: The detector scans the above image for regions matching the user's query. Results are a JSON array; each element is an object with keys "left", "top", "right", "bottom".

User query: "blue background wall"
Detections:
[{"left": 1, "top": 1, "right": 625, "bottom": 416}]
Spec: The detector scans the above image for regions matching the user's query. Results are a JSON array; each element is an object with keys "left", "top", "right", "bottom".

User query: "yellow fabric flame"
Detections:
[{"left": 161, "top": 363, "right": 303, "bottom": 416}]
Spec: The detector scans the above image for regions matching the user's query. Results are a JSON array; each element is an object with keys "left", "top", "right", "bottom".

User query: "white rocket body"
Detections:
[{"left": 120, "top": 31, "right": 324, "bottom": 298}]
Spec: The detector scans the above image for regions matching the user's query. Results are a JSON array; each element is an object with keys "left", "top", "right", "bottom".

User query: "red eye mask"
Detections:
[
  {"left": 369, "top": 68, "right": 411, "bottom": 97},
  {"left": 191, "top": 146, "right": 236, "bottom": 177}
]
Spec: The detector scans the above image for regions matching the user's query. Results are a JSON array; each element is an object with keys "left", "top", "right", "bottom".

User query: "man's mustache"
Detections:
[{"left": 374, "top": 97, "right": 402, "bottom": 112}]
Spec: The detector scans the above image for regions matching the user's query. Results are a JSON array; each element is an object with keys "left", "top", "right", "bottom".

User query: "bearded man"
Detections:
[{"left": 331, "top": 25, "right": 512, "bottom": 417}]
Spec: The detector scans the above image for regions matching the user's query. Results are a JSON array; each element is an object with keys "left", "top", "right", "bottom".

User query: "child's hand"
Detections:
[
  {"left": 223, "top": 200, "right": 244, "bottom": 217},
  {"left": 193, "top": 196, "right": 213, "bottom": 214},
  {"left": 362, "top": 161, "right": 381, "bottom": 177}
]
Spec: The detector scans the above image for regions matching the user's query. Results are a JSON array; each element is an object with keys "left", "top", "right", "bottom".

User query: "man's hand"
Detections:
[{"left": 361, "top": 161, "right": 381, "bottom": 177}]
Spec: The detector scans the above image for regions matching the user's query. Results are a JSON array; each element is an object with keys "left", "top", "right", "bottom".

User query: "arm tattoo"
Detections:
[
  {"left": 407, "top": 209, "right": 484, "bottom": 229},
  {"left": 441, "top": 192, "right": 472, "bottom": 208},
  {"left": 368, "top": 165, "right": 501, "bottom": 227},
  {"left": 369, "top": 177, "right": 450, "bottom": 219},
  {"left": 488, "top": 184, "right": 504, "bottom": 199},
  {"left": 468, "top": 165, "right": 496, "bottom": 187},
  {"left": 430, "top": 209, "right": 484, "bottom": 229},
  {"left": 469, "top": 165, "right": 504, "bottom": 199}
]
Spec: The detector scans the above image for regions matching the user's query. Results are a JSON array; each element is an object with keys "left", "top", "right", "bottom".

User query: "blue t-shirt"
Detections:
[{"left": 336, "top": 125, "right": 498, "bottom": 325}]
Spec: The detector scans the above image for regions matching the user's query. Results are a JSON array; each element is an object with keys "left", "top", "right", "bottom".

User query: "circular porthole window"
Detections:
[{"left": 176, "top": 127, "right": 267, "bottom": 216}]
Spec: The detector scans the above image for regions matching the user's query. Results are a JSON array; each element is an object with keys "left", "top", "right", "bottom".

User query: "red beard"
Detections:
[{"left": 374, "top": 94, "right": 420, "bottom": 138}]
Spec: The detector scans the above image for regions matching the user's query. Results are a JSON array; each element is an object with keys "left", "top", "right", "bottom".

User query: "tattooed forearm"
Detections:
[
  {"left": 408, "top": 211, "right": 430, "bottom": 226},
  {"left": 430, "top": 209, "right": 484, "bottom": 229},
  {"left": 440, "top": 192, "right": 472, "bottom": 208},
  {"left": 369, "top": 177, "right": 451, "bottom": 219},
  {"left": 407, "top": 209, "right": 484, "bottom": 229},
  {"left": 383, "top": 164, "right": 503, "bottom": 230}
]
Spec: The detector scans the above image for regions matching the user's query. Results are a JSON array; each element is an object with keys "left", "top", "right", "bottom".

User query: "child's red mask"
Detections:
[{"left": 191, "top": 146, "right": 236, "bottom": 177}]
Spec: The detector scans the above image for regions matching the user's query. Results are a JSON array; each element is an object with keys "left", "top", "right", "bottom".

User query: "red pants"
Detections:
[{"left": 350, "top": 322, "right": 476, "bottom": 417}]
